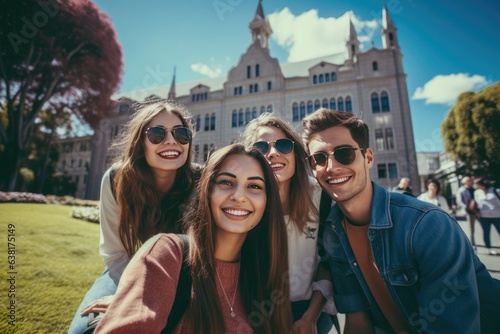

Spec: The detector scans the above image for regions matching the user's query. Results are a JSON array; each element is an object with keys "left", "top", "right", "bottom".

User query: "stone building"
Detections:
[{"left": 81, "top": 1, "right": 419, "bottom": 200}]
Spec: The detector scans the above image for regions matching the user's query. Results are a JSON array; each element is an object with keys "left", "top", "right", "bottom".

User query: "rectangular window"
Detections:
[
  {"left": 377, "top": 164, "right": 387, "bottom": 179},
  {"left": 247, "top": 65, "right": 251, "bottom": 79},
  {"left": 385, "top": 128, "right": 394, "bottom": 150},
  {"left": 388, "top": 163, "right": 398, "bottom": 179},
  {"left": 267, "top": 81, "right": 272, "bottom": 91},
  {"left": 375, "top": 129, "right": 384, "bottom": 151},
  {"left": 249, "top": 84, "right": 253, "bottom": 94}
]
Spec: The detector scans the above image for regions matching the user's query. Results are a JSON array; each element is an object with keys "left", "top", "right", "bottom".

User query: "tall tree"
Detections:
[
  {"left": 442, "top": 82, "right": 500, "bottom": 184},
  {"left": 0, "top": 0, "right": 123, "bottom": 191}
]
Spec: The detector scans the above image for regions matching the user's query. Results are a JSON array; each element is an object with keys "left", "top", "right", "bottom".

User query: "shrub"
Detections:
[
  {"left": 0, "top": 191, "right": 49, "bottom": 203},
  {"left": 70, "top": 206, "right": 100, "bottom": 223}
]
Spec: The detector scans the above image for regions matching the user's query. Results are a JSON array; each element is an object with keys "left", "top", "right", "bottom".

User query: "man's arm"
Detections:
[
  {"left": 344, "top": 311, "right": 375, "bottom": 334},
  {"left": 411, "top": 209, "right": 480, "bottom": 333}
]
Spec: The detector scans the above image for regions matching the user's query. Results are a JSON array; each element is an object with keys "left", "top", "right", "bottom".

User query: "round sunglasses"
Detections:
[
  {"left": 144, "top": 126, "right": 192, "bottom": 145},
  {"left": 253, "top": 138, "right": 294, "bottom": 155},
  {"left": 307, "top": 147, "right": 363, "bottom": 170}
]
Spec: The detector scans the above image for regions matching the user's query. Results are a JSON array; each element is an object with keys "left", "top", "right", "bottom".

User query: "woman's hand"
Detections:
[
  {"left": 293, "top": 317, "right": 316, "bottom": 334},
  {"left": 80, "top": 295, "right": 115, "bottom": 315}
]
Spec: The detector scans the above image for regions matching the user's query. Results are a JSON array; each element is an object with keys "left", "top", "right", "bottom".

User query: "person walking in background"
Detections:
[
  {"left": 474, "top": 178, "right": 500, "bottom": 256},
  {"left": 69, "top": 101, "right": 200, "bottom": 333},
  {"left": 240, "top": 113, "right": 336, "bottom": 334},
  {"left": 417, "top": 178, "right": 451, "bottom": 214},
  {"left": 392, "top": 177, "right": 414, "bottom": 196},
  {"left": 302, "top": 108, "right": 500, "bottom": 333},
  {"left": 458, "top": 176, "right": 478, "bottom": 248},
  {"left": 94, "top": 144, "right": 293, "bottom": 333}
]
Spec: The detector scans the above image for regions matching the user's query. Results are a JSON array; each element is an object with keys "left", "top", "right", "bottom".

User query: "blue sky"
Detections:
[{"left": 92, "top": 0, "right": 499, "bottom": 152}]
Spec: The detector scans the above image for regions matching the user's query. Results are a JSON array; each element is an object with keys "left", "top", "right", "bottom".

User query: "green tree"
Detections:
[
  {"left": 442, "top": 82, "right": 500, "bottom": 184},
  {"left": 0, "top": 0, "right": 123, "bottom": 191}
]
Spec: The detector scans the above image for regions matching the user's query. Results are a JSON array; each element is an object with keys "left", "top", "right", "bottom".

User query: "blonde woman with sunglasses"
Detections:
[
  {"left": 240, "top": 113, "right": 336, "bottom": 334},
  {"left": 69, "top": 101, "right": 200, "bottom": 334}
]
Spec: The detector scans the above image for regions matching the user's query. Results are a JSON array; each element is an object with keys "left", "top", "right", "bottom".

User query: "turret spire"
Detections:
[
  {"left": 381, "top": 5, "right": 399, "bottom": 49},
  {"left": 249, "top": 0, "right": 272, "bottom": 49}
]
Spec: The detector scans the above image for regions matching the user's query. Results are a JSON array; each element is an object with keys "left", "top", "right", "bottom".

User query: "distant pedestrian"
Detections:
[
  {"left": 418, "top": 179, "right": 451, "bottom": 214},
  {"left": 474, "top": 178, "right": 500, "bottom": 256},
  {"left": 392, "top": 177, "right": 414, "bottom": 196},
  {"left": 458, "top": 176, "right": 478, "bottom": 248}
]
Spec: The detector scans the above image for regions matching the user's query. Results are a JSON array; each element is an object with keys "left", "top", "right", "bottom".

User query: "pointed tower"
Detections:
[
  {"left": 167, "top": 66, "right": 176, "bottom": 100},
  {"left": 381, "top": 5, "right": 399, "bottom": 49},
  {"left": 346, "top": 18, "right": 360, "bottom": 59},
  {"left": 249, "top": 0, "right": 273, "bottom": 49}
]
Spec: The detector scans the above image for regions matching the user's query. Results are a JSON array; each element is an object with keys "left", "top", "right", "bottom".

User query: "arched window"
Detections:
[
  {"left": 300, "top": 102, "right": 306, "bottom": 120},
  {"left": 338, "top": 97, "right": 344, "bottom": 111},
  {"left": 292, "top": 103, "right": 299, "bottom": 121},
  {"left": 261, "top": 106, "right": 266, "bottom": 114},
  {"left": 381, "top": 91, "right": 390, "bottom": 112},
  {"left": 210, "top": 113, "right": 216, "bottom": 131},
  {"left": 307, "top": 101, "right": 313, "bottom": 114},
  {"left": 204, "top": 113, "right": 210, "bottom": 131},
  {"left": 245, "top": 108, "right": 251, "bottom": 125},
  {"left": 371, "top": 93, "right": 380, "bottom": 113},
  {"left": 331, "top": 72, "right": 337, "bottom": 81},
  {"left": 231, "top": 111, "right": 237, "bottom": 128},
  {"left": 238, "top": 109, "right": 244, "bottom": 127},
  {"left": 313, "top": 75, "right": 317, "bottom": 84},
  {"left": 255, "top": 64, "right": 260, "bottom": 77},
  {"left": 267, "top": 105, "right": 273, "bottom": 113},
  {"left": 322, "top": 99, "right": 329, "bottom": 108},
  {"left": 319, "top": 74, "right": 324, "bottom": 83},
  {"left": 372, "top": 61, "right": 378, "bottom": 71},
  {"left": 314, "top": 99, "right": 321, "bottom": 111},
  {"left": 345, "top": 96, "right": 352, "bottom": 112},
  {"left": 252, "top": 107, "right": 257, "bottom": 120},
  {"left": 330, "top": 98, "right": 336, "bottom": 110}
]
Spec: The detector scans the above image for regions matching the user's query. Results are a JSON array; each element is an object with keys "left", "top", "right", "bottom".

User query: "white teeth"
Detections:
[
  {"left": 328, "top": 176, "right": 349, "bottom": 184},
  {"left": 159, "top": 151, "right": 179, "bottom": 157},
  {"left": 223, "top": 209, "right": 250, "bottom": 216},
  {"left": 271, "top": 163, "right": 284, "bottom": 169}
]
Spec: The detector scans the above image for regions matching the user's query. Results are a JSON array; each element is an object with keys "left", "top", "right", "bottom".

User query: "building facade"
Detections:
[{"left": 81, "top": 2, "right": 419, "bottom": 200}]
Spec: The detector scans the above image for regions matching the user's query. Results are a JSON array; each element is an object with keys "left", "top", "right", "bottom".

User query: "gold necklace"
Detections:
[{"left": 215, "top": 268, "right": 239, "bottom": 318}]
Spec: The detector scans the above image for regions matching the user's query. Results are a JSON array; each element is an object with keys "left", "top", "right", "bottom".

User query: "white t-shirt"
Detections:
[{"left": 286, "top": 178, "right": 322, "bottom": 302}]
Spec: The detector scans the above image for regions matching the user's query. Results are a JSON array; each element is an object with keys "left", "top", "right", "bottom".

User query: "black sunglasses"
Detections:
[
  {"left": 307, "top": 147, "right": 363, "bottom": 170},
  {"left": 144, "top": 126, "right": 192, "bottom": 145},
  {"left": 253, "top": 138, "right": 294, "bottom": 155}
]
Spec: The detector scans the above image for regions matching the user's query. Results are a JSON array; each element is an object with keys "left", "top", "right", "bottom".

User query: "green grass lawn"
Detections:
[{"left": 0, "top": 203, "right": 103, "bottom": 333}]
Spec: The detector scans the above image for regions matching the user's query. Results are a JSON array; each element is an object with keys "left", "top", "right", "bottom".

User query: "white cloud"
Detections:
[
  {"left": 412, "top": 74, "right": 488, "bottom": 105},
  {"left": 268, "top": 8, "right": 379, "bottom": 62},
  {"left": 190, "top": 63, "right": 222, "bottom": 78}
]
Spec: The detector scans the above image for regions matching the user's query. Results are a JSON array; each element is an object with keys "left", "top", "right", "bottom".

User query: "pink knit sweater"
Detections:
[{"left": 95, "top": 234, "right": 253, "bottom": 333}]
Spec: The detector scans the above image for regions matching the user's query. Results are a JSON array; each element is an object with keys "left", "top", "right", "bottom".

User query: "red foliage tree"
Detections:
[{"left": 0, "top": 0, "right": 123, "bottom": 191}]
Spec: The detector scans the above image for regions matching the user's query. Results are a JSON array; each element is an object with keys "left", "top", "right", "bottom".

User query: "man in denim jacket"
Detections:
[{"left": 302, "top": 108, "right": 500, "bottom": 333}]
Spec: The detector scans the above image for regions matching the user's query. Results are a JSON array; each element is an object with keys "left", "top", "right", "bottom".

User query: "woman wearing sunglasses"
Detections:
[
  {"left": 94, "top": 144, "right": 293, "bottom": 333},
  {"left": 68, "top": 101, "right": 200, "bottom": 334},
  {"left": 240, "top": 113, "right": 335, "bottom": 334}
]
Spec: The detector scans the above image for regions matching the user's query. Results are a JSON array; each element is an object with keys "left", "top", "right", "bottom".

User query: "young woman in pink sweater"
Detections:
[{"left": 94, "top": 144, "right": 293, "bottom": 333}]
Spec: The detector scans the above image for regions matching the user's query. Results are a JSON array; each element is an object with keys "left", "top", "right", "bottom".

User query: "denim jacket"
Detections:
[{"left": 320, "top": 182, "right": 500, "bottom": 333}]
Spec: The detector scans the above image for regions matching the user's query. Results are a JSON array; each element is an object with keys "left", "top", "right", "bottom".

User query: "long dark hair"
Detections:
[
  {"left": 111, "top": 101, "right": 198, "bottom": 258},
  {"left": 184, "top": 144, "right": 292, "bottom": 333}
]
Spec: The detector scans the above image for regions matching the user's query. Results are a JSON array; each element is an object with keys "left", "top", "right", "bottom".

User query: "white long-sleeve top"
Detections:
[
  {"left": 475, "top": 187, "right": 500, "bottom": 218},
  {"left": 98, "top": 166, "right": 129, "bottom": 284}
]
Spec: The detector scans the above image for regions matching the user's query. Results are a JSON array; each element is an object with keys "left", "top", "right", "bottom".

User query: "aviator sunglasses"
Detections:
[
  {"left": 144, "top": 126, "right": 192, "bottom": 145},
  {"left": 307, "top": 147, "right": 363, "bottom": 170},
  {"left": 253, "top": 138, "right": 294, "bottom": 155}
]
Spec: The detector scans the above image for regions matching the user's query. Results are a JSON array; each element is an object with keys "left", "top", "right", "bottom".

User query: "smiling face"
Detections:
[
  {"left": 254, "top": 126, "right": 296, "bottom": 186},
  {"left": 143, "top": 110, "right": 190, "bottom": 177},
  {"left": 210, "top": 154, "right": 267, "bottom": 235},
  {"left": 308, "top": 125, "right": 374, "bottom": 205}
]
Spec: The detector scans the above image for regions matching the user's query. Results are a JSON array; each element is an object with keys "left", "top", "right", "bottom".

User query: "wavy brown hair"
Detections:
[
  {"left": 111, "top": 101, "right": 198, "bottom": 258},
  {"left": 240, "top": 113, "right": 318, "bottom": 231},
  {"left": 184, "top": 144, "right": 292, "bottom": 333}
]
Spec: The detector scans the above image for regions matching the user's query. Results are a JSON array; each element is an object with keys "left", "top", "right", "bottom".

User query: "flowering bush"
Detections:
[
  {"left": 70, "top": 206, "right": 100, "bottom": 224},
  {"left": 0, "top": 192, "right": 49, "bottom": 203}
]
